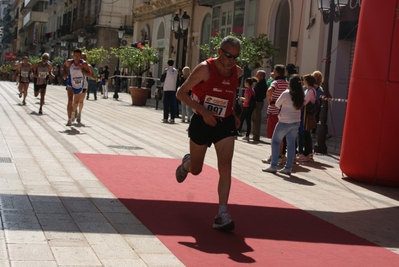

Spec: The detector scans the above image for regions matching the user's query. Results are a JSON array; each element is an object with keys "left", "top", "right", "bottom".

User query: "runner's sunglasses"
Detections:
[{"left": 220, "top": 48, "right": 240, "bottom": 59}]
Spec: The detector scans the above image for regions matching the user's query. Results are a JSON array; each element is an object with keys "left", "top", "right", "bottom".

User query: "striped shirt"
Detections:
[{"left": 267, "top": 77, "right": 289, "bottom": 115}]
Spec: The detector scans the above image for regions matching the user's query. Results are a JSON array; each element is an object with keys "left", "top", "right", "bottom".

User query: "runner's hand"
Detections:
[{"left": 202, "top": 109, "right": 217, "bottom": 127}]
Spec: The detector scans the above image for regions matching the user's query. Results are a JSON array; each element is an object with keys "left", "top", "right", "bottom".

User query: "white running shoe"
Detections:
[{"left": 212, "top": 212, "right": 235, "bottom": 231}]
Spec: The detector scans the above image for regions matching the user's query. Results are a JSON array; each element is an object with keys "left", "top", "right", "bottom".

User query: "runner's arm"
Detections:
[
  {"left": 48, "top": 64, "right": 54, "bottom": 77},
  {"left": 83, "top": 63, "right": 94, "bottom": 79},
  {"left": 176, "top": 62, "right": 214, "bottom": 123},
  {"left": 62, "top": 61, "right": 70, "bottom": 80}
]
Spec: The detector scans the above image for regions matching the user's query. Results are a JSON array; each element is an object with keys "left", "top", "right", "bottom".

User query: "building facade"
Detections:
[{"left": 0, "top": 0, "right": 362, "bottom": 136}]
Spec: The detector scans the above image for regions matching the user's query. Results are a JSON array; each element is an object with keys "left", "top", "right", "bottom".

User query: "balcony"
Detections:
[
  {"left": 24, "top": 0, "right": 48, "bottom": 9},
  {"left": 72, "top": 16, "right": 96, "bottom": 33},
  {"left": 20, "top": 2, "right": 29, "bottom": 16},
  {"left": 23, "top": 11, "right": 48, "bottom": 27},
  {"left": 56, "top": 24, "right": 72, "bottom": 39}
]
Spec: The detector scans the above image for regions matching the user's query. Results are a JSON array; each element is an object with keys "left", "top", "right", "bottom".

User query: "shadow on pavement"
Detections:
[
  {"left": 58, "top": 127, "right": 82, "bottom": 135},
  {"left": 342, "top": 178, "right": 399, "bottom": 202}
]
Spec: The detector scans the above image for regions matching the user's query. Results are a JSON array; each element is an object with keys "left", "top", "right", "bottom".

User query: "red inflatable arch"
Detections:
[{"left": 340, "top": 0, "right": 399, "bottom": 186}]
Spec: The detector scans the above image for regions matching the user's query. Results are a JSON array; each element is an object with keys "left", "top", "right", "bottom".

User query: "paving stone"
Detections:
[
  {"left": 124, "top": 236, "right": 172, "bottom": 254},
  {"left": 100, "top": 259, "right": 148, "bottom": 267},
  {"left": 10, "top": 261, "right": 57, "bottom": 267},
  {"left": 51, "top": 246, "right": 101, "bottom": 266},
  {"left": 139, "top": 253, "right": 185, "bottom": 267},
  {"left": 69, "top": 212, "right": 108, "bottom": 223},
  {"left": 31, "top": 201, "right": 68, "bottom": 215},
  {"left": 45, "top": 231, "right": 89, "bottom": 247},
  {"left": 8, "top": 244, "right": 54, "bottom": 261}
]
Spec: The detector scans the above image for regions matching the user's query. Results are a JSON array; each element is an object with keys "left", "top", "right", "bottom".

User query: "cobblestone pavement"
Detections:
[{"left": 0, "top": 82, "right": 398, "bottom": 266}]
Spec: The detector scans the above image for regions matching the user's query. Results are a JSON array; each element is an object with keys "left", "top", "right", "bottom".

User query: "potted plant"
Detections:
[
  {"left": 111, "top": 44, "right": 159, "bottom": 106},
  {"left": 82, "top": 46, "right": 110, "bottom": 65}
]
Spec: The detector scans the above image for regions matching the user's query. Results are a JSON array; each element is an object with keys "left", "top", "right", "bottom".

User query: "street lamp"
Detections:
[
  {"left": 50, "top": 45, "right": 54, "bottom": 59},
  {"left": 78, "top": 31, "right": 85, "bottom": 47},
  {"left": 313, "top": 0, "right": 348, "bottom": 154},
  {"left": 61, "top": 40, "right": 67, "bottom": 59},
  {"left": 113, "top": 25, "right": 125, "bottom": 100},
  {"left": 171, "top": 11, "right": 190, "bottom": 69},
  {"left": 90, "top": 37, "right": 97, "bottom": 49}
]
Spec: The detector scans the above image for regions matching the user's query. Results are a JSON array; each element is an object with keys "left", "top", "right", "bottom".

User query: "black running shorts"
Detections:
[
  {"left": 188, "top": 113, "right": 237, "bottom": 147},
  {"left": 34, "top": 84, "right": 47, "bottom": 91}
]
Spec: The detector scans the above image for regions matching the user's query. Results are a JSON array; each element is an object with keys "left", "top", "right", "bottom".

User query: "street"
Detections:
[{"left": 0, "top": 81, "right": 398, "bottom": 266}]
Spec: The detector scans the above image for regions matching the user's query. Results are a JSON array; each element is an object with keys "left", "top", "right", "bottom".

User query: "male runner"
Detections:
[
  {"left": 63, "top": 49, "right": 93, "bottom": 126},
  {"left": 32, "top": 53, "right": 53, "bottom": 114},
  {"left": 176, "top": 36, "right": 242, "bottom": 231},
  {"left": 74, "top": 53, "right": 95, "bottom": 123},
  {"left": 16, "top": 56, "right": 32, "bottom": 105}
]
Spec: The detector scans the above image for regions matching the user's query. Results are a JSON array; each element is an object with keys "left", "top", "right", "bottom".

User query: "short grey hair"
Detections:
[
  {"left": 220, "top": 36, "right": 241, "bottom": 49},
  {"left": 41, "top": 53, "right": 50, "bottom": 59},
  {"left": 256, "top": 70, "right": 266, "bottom": 78}
]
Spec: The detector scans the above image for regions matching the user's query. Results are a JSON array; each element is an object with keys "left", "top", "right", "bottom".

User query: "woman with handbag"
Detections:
[{"left": 297, "top": 74, "right": 318, "bottom": 162}]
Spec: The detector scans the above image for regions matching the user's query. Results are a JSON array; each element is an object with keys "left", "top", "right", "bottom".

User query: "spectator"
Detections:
[
  {"left": 180, "top": 66, "right": 192, "bottom": 123},
  {"left": 263, "top": 75, "right": 305, "bottom": 175},
  {"left": 121, "top": 68, "right": 128, "bottom": 92},
  {"left": 297, "top": 74, "right": 317, "bottom": 162},
  {"left": 161, "top": 59, "right": 178, "bottom": 123},
  {"left": 238, "top": 77, "right": 257, "bottom": 140},
  {"left": 146, "top": 71, "right": 155, "bottom": 99},
  {"left": 262, "top": 64, "right": 289, "bottom": 164},
  {"left": 251, "top": 70, "right": 267, "bottom": 141}
]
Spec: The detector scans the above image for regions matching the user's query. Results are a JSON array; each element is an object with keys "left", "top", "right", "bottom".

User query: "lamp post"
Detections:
[
  {"left": 113, "top": 25, "right": 125, "bottom": 100},
  {"left": 171, "top": 11, "right": 190, "bottom": 69},
  {"left": 90, "top": 37, "right": 97, "bottom": 49},
  {"left": 78, "top": 31, "right": 85, "bottom": 47},
  {"left": 60, "top": 40, "right": 68, "bottom": 59},
  {"left": 314, "top": 0, "right": 348, "bottom": 154}
]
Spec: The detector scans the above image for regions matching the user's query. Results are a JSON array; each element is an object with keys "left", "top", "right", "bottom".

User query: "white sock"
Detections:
[{"left": 218, "top": 205, "right": 227, "bottom": 214}]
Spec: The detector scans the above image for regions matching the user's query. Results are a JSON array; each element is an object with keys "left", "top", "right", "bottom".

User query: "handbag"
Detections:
[{"left": 305, "top": 88, "right": 319, "bottom": 115}]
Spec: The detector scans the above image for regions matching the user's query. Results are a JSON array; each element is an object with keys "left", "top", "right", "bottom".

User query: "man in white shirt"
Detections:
[{"left": 161, "top": 59, "right": 178, "bottom": 123}]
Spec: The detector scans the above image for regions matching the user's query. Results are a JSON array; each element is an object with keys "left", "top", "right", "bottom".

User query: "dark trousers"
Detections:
[
  {"left": 238, "top": 107, "right": 253, "bottom": 137},
  {"left": 87, "top": 80, "right": 97, "bottom": 100},
  {"left": 303, "top": 131, "right": 313, "bottom": 156},
  {"left": 163, "top": 91, "right": 176, "bottom": 120}
]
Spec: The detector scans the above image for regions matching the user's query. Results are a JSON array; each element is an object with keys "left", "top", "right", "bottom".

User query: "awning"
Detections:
[
  {"left": 5, "top": 52, "right": 17, "bottom": 60},
  {"left": 198, "top": 0, "right": 231, "bottom": 7}
]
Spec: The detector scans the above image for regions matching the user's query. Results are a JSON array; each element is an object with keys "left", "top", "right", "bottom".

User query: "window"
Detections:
[
  {"left": 211, "top": 1, "right": 244, "bottom": 37},
  {"left": 157, "top": 22, "right": 164, "bottom": 39}
]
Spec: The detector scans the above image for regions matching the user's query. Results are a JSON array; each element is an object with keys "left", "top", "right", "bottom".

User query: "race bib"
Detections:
[
  {"left": 203, "top": 95, "right": 229, "bottom": 118},
  {"left": 39, "top": 72, "right": 47, "bottom": 78},
  {"left": 21, "top": 71, "right": 28, "bottom": 77},
  {"left": 73, "top": 77, "right": 82, "bottom": 85}
]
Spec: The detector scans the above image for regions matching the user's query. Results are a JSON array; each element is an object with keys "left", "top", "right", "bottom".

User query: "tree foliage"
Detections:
[
  {"left": 198, "top": 32, "right": 278, "bottom": 71},
  {"left": 51, "top": 56, "right": 65, "bottom": 66},
  {"left": 29, "top": 56, "right": 41, "bottom": 65},
  {"left": 111, "top": 45, "right": 159, "bottom": 88},
  {"left": 82, "top": 46, "right": 110, "bottom": 64}
]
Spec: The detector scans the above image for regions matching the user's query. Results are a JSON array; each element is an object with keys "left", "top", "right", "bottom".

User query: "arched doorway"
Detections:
[
  {"left": 155, "top": 21, "right": 165, "bottom": 79},
  {"left": 199, "top": 13, "right": 212, "bottom": 62},
  {"left": 273, "top": 0, "right": 290, "bottom": 65}
]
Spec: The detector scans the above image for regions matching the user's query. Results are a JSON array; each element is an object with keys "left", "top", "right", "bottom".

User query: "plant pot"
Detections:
[{"left": 129, "top": 86, "right": 151, "bottom": 106}]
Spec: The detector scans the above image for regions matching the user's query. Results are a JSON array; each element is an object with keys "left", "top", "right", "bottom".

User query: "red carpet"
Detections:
[{"left": 76, "top": 154, "right": 399, "bottom": 266}]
